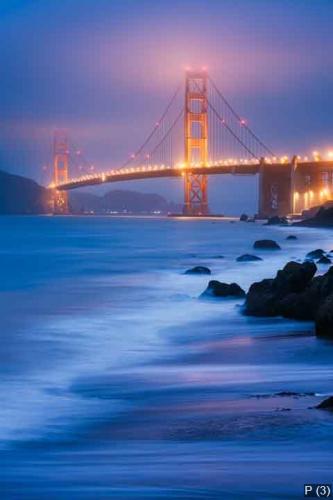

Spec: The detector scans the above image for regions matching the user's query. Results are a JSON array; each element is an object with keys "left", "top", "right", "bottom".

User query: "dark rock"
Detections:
[
  {"left": 286, "top": 235, "right": 297, "bottom": 240},
  {"left": 244, "top": 261, "right": 317, "bottom": 317},
  {"left": 240, "top": 213, "right": 248, "bottom": 222},
  {"left": 317, "top": 255, "right": 331, "bottom": 264},
  {"left": 315, "top": 294, "right": 333, "bottom": 338},
  {"left": 315, "top": 396, "right": 333, "bottom": 410},
  {"left": 185, "top": 266, "right": 211, "bottom": 275},
  {"left": 266, "top": 216, "right": 288, "bottom": 225},
  {"left": 294, "top": 205, "right": 333, "bottom": 228},
  {"left": 201, "top": 280, "right": 245, "bottom": 298},
  {"left": 236, "top": 254, "right": 263, "bottom": 262},
  {"left": 306, "top": 249, "right": 325, "bottom": 260},
  {"left": 253, "top": 239, "right": 281, "bottom": 250}
]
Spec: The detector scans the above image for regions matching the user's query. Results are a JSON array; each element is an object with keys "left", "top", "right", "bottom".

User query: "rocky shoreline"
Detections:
[{"left": 185, "top": 238, "right": 333, "bottom": 338}]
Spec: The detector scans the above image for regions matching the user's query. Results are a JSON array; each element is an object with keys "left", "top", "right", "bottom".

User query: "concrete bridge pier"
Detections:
[{"left": 258, "top": 157, "right": 295, "bottom": 218}]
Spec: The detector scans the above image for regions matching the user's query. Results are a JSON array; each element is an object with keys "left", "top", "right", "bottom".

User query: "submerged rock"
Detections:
[
  {"left": 185, "top": 266, "right": 211, "bottom": 275},
  {"left": 244, "top": 261, "right": 317, "bottom": 317},
  {"left": 236, "top": 254, "right": 262, "bottom": 262},
  {"left": 306, "top": 249, "right": 325, "bottom": 260},
  {"left": 253, "top": 239, "right": 281, "bottom": 250},
  {"left": 315, "top": 396, "right": 333, "bottom": 410},
  {"left": 266, "top": 216, "right": 288, "bottom": 225},
  {"left": 286, "top": 235, "right": 297, "bottom": 240},
  {"left": 317, "top": 255, "right": 331, "bottom": 264},
  {"left": 201, "top": 280, "right": 245, "bottom": 298}
]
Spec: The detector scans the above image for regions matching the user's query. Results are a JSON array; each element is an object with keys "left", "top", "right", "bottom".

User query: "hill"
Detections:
[
  {"left": 0, "top": 169, "right": 179, "bottom": 215},
  {"left": 70, "top": 189, "right": 180, "bottom": 214},
  {"left": 0, "top": 170, "right": 51, "bottom": 214}
]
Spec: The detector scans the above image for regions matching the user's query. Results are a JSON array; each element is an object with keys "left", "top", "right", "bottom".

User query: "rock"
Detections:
[
  {"left": 253, "top": 239, "right": 281, "bottom": 250},
  {"left": 185, "top": 266, "right": 211, "bottom": 275},
  {"left": 294, "top": 205, "right": 333, "bottom": 227},
  {"left": 240, "top": 213, "right": 248, "bottom": 222},
  {"left": 244, "top": 261, "right": 317, "bottom": 316},
  {"left": 315, "top": 396, "right": 333, "bottom": 410},
  {"left": 236, "top": 254, "right": 263, "bottom": 262},
  {"left": 286, "top": 235, "right": 297, "bottom": 240},
  {"left": 266, "top": 216, "right": 288, "bottom": 225},
  {"left": 317, "top": 255, "right": 331, "bottom": 264},
  {"left": 306, "top": 249, "right": 325, "bottom": 260},
  {"left": 315, "top": 294, "right": 333, "bottom": 338},
  {"left": 201, "top": 280, "right": 245, "bottom": 298}
]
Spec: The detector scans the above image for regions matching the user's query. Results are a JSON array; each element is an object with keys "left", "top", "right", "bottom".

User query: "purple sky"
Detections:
[{"left": 1, "top": 0, "right": 333, "bottom": 213}]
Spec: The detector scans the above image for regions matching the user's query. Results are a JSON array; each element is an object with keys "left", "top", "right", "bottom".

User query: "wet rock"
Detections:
[
  {"left": 266, "top": 216, "right": 288, "bottom": 225},
  {"left": 201, "top": 280, "right": 245, "bottom": 298},
  {"left": 239, "top": 213, "right": 248, "bottom": 222},
  {"left": 317, "top": 255, "right": 331, "bottom": 264},
  {"left": 236, "top": 254, "right": 263, "bottom": 262},
  {"left": 315, "top": 396, "right": 333, "bottom": 410},
  {"left": 306, "top": 249, "right": 325, "bottom": 260},
  {"left": 244, "top": 261, "right": 317, "bottom": 317},
  {"left": 185, "top": 266, "right": 211, "bottom": 275},
  {"left": 286, "top": 235, "right": 297, "bottom": 240},
  {"left": 253, "top": 239, "right": 281, "bottom": 250},
  {"left": 294, "top": 205, "right": 333, "bottom": 228},
  {"left": 315, "top": 294, "right": 333, "bottom": 338}
]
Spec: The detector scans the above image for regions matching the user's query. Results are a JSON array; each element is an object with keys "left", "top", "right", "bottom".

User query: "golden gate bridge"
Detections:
[{"left": 50, "top": 69, "right": 333, "bottom": 217}]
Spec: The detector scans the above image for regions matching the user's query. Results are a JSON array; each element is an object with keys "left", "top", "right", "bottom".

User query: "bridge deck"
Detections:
[
  {"left": 52, "top": 160, "right": 331, "bottom": 191},
  {"left": 53, "top": 163, "right": 262, "bottom": 191}
]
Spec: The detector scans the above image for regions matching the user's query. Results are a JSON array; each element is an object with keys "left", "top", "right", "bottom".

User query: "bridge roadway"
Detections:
[
  {"left": 53, "top": 159, "right": 326, "bottom": 192},
  {"left": 53, "top": 161, "right": 269, "bottom": 191}
]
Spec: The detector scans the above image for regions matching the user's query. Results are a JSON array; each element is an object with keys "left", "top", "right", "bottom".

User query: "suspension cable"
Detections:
[
  {"left": 209, "top": 76, "right": 275, "bottom": 157},
  {"left": 121, "top": 82, "right": 182, "bottom": 168}
]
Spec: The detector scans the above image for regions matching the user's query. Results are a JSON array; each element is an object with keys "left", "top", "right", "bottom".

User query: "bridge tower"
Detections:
[
  {"left": 53, "top": 130, "right": 69, "bottom": 214},
  {"left": 183, "top": 70, "right": 209, "bottom": 215}
]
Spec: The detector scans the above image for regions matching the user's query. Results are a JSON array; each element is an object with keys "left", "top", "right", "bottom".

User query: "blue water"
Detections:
[{"left": 1, "top": 215, "right": 333, "bottom": 499}]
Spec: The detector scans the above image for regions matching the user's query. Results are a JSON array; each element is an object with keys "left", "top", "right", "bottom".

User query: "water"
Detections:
[{"left": 1, "top": 215, "right": 333, "bottom": 499}]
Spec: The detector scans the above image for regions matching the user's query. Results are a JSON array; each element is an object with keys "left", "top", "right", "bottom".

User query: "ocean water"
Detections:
[{"left": 0, "top": 215, "right": 333, "bottom": 499}]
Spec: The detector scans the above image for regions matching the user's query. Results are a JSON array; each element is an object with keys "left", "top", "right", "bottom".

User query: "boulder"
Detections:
[
  {"left": 286, "top": 235, "right": 297, "bottom": 240},
  {"left": 240, "top": 213, "right": 248, "bottom": 222},
  {"left": 236, "top": 254, "right": 263, "bottom": 262},
  {"left": 185, "top": 266, "right": 211, "bottom": 275},
  {"left": 315, "top": 396, "right": 333, "bottom": 410},
  {"left": 294, "top": 205, "right": 333, "bottom": 227},
  {"left": 315, "top": 294, "right": 333, "bottom": 338},
  {"left": 317, "top": 255, "right": 331, "bottom": 264},
  {"left": 266, "top": 216, "right": 288, "bottom": 225},
  {"left": 306, "top": 249, "right": 325, "bottom": 260},
  {"left": 201, "top": 280, "right": 245, "bottom": 298},
  {"left": 253, "top": 239, "right": 281, "bottom": 250},
  {"left": 244, "top": 261, "right": 317, "bottom": 317}
]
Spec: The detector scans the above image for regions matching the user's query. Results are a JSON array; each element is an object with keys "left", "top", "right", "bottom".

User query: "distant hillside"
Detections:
[
  {"left": 70, "top": 189, "right": 181, "bottom": 214},
  {"left": 0, "top": 169, "right": 180, "bottom": 215},
  {"left": 0, "top": 170, "right": 51, "bottom": 214}
]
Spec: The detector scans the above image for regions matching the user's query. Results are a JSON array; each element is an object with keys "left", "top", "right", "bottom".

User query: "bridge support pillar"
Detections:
[
  {"left": 258, "top": 158, "right": 293, "bottom": 218},
  {"left": 53, "top": 130, "right": 69, "bottom": 214},
  {"left": 182, "top": 70, "right": 209, "bottom": 216}
]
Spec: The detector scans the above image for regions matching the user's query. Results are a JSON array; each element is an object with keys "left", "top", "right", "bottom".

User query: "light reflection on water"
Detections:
[{"left": 0, "top": 216, "right": 333, "bottom": 498}]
